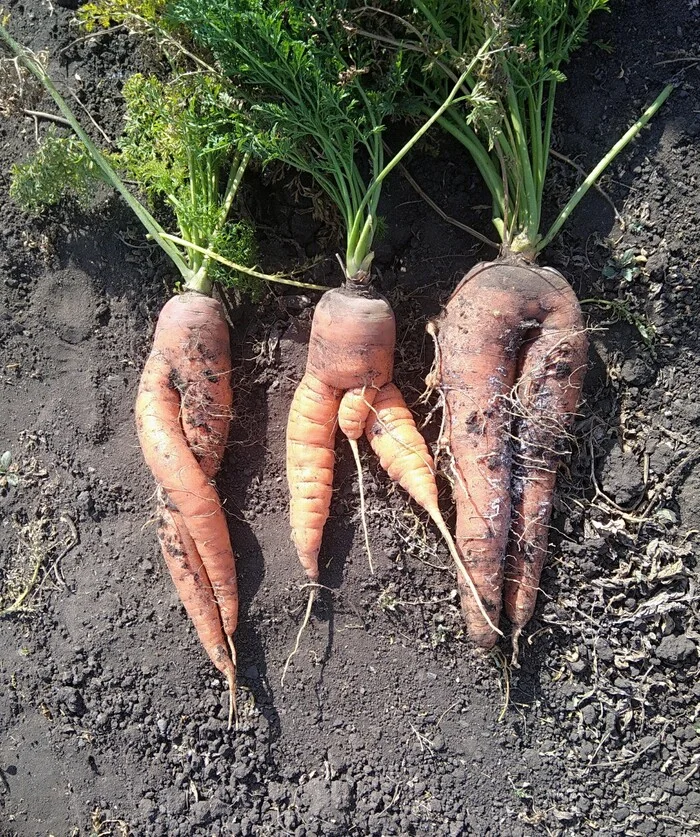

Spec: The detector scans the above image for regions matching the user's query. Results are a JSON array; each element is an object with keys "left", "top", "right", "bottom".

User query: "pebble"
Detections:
[
  {"left": 656, "top": 634, "right": 697, "bottom": 664},
  {"left": 612, "top": 806, "right": 629, "bottom": 822}
]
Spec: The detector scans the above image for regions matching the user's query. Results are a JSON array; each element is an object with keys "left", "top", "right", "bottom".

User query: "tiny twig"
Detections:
[
  {"left": 67, "top": 88, "right": 113, "bottom": 146},
  {"left": 46, "top": 511, "right": 79, "bottom": 588},
  {"left": 491, "top": 648, "right": 511, "bottom": 720},
  {"left": 385, "top": 141, "right": 499, "bottom": 250},
  {"left": 550, "top": 147, "right": 625, "bottom": 229},
  {"left": 654, "top": 56, "right": 700, "bottom": 65},
  {"left": 60, "top": 24, "right": 127, "bottom": 55},
  {"left": 22, "top": 108, "right": 70, "bottom": 126},
  {"left": 226, "top": 635, "right": 238, "bottom": 731}
]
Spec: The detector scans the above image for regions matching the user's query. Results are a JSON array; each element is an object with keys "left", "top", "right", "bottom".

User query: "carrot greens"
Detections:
[
  {"left": 0, "top": 21, "right": 322, "bottom": 295},
  {"left": 390, "top": 0, "right": 672, "bottom": 258},
  {"left": 166, "top": 0, "right": 489, "bottom": 283}
]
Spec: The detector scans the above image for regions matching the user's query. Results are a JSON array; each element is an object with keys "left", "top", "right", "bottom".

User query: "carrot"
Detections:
[
  {"left": 399, "top": 3, "right": 670, "bottom": 654},
  {"left": 1, "top": 27, "right": 325, "bottom": 717},
  {"left": 285, "top": 290, "right": 501, "bottom": 643},
  {"left": 286, "top": 285, "right": 395, "bottom": 582},
  {"left": 135, "top": 292, "right": 240, "bottom": 718},
  {"left": 286, "top": 373, "right": 342, "bottom": 582},
  {"left": 155, "top": 489, "right": 237, "bottom": 728},
  {"left": 430, "top": 261, "right": 588, "bottom": 648},
  {"left": 504, "top": 272, "right": 589, "bottom": 644}
]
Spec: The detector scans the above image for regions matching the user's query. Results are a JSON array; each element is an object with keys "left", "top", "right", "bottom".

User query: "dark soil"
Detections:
[{"left": 1, "top": 2, "right": 699, "bottom": 835}]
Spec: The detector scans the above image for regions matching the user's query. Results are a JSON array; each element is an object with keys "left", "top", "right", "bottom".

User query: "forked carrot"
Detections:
[
  {"left": 403, "top": 0, "right": 669, "bottom": 657},
  {"left": 430, "top": 262, "right": 588, "bottom": 648},
  {"left": 136, "top": 291, "right": 240, "bottom": 718},
  {"left": 286, "top": 284, "right": 395, "bottom": 583}
]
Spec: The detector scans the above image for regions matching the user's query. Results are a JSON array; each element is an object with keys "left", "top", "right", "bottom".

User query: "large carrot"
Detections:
[
  {"left": 430, "top": 262, "right": 587, "bottom": 648},
  {"left": 0, "top": 27, "right": 318, "bottom": 719},
  {"left": 400, "top": 2, "right": 671, "bottom": 653}
]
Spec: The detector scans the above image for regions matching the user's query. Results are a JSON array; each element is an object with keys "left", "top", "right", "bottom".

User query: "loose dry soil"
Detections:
[{"left": 1, "top": 1, "right": 699, "bottom": 835}]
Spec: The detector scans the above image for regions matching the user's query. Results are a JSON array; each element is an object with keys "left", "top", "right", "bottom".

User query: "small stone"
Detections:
[
  {"left": 581, "top": 705, "right": 597, "bottom": 725},
  {"left": 595, "top": 639, "right": 614, "bottom": 662},
  {"left": 612, "top": 806, "right": 629, "bottom": 822},
  {"left": 656, "top": 634, "right": 696, "bottom": 665},
  {"left": 645, "top": 250, "right": 668, "bottom": 277},
  {"left": 430, "top": 733, "right": 446, "bottom": 752},
  {"left": 189, "top": 800, "right": 213, "bottom": 826},
  {"left": 138, "top": 797, "right": 157, "bottom": 822},
  {"left": 620, "top": 357, "right": 654, "bottom": 386},
  {"left": 600, "top": 445, "right": 645, "bottom": 505},
  {"left": 268, "top": 781, "right": 287, "bottom": 804},
  {"left": 330, "top": 780, "right": 352, "bottom": 812},
  {"left": 56, "top": 686, "right": 85, "bottom": 717}
]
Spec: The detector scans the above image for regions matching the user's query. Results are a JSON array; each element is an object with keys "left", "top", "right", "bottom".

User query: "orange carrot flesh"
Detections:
[
  {"left": 156, "top": 494, "right": 236, "bottom": 693},
  {"left": 305, "top": 286, "right": 396, "bottom": 392},
  {"left": 432, "top": 261, "right": 588, "bottom": 647},
  {"left": 135, "top": 291, "right": 239, "bottom": 645},
  {"left": 286, "top": 372, "right": 341, "bottom": 581},
  {"left": 338, "top": 386, "right": 378, "bottom": 440},
  {"left": 365, "top": 383, "right": 440, "bottom": 514}
]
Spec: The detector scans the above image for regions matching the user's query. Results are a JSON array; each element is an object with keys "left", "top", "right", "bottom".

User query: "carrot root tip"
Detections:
[
  {"left": 281, "top": 587, "right": 316, "bottom": 687},
  {"left": 226, "top": 666, "right": 237, "bottom": 731},
  {"left": 510, "top": 627, "right": 523, "bottom": 669}
]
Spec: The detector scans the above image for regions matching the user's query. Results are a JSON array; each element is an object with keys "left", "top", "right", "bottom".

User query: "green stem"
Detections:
[
  {"left": 539, "top": 76, "right": 558, "bottom": 211},
  {"left": 346, "top": 53, "right": 485, "bottom": 277},
  {"left": 505, "top": 81, "right": 539, "bottom": 247},
  {"left": 538, "top": 84, "right": 673, "bottom": 252},
  {"left": 160, "top": 234, "right": 329, "bottom": 290},
  {"left": 412, "top": 0, "right": 449, "bottom": 41},
  {"left": 214, "top": 151, "right": 250, "bottom": 238},
  {"left": 189, "top": 150, "right": 252, "bottom": 295}
]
